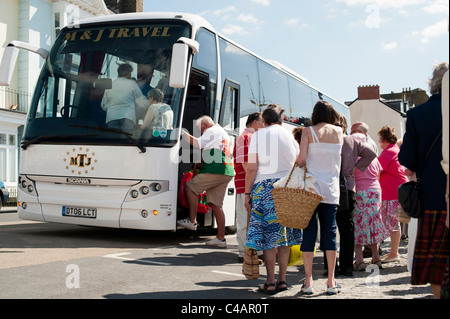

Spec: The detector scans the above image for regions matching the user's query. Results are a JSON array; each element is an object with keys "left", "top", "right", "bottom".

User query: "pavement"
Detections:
[{"left": 270, "top": 237, "right": 434, "bottom": 299}]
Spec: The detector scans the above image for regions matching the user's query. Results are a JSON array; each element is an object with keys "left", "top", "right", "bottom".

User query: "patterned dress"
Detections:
[
  {"left": 380, "top": 200, "right": 401, "bottom": 232},
  {"left": 246, "top": 178, "right": 302, "bottom": 251},
  {"left": 353, "top": 189, "right": 389, "bottom": 245}
]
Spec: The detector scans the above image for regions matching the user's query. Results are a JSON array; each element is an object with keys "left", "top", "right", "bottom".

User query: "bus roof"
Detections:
[{"left": 77, "top": 12, "right": 215, "bottom": 34}]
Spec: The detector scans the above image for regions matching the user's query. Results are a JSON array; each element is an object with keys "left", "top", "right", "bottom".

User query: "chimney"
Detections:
[{"left": 358, "top": 85, "right": 380, "bottom": 100}]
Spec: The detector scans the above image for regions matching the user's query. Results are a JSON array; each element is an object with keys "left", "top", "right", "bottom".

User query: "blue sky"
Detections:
[{"left": 143, "top": 0, "right": 449, "bottom": 104}]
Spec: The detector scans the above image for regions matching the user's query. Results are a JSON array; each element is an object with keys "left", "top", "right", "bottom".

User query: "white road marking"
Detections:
[
  {"left": 212, "top": 270, "right": 245, "bottom": 278},
  {"left": 103, "top": 252, "right": 170, "bottom": 266}
]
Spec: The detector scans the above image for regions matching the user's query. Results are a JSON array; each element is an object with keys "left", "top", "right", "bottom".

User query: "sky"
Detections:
[{"left": 143, "top": 0, "right": 449, "bottom": 104}]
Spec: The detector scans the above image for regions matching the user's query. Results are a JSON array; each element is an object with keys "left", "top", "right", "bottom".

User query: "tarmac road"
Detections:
[{"left": 0, "top": 209, "right": 435, "bottom": 301}]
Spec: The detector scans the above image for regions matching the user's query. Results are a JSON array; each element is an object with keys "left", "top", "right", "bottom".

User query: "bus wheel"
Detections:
[{"left": 225, "top": 225, "right": 237, "bottom": 235}]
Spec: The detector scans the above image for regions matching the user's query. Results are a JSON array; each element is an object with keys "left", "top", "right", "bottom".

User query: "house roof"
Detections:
[{"left": 346, "top": 98, "right": 407, "bottom": 117}]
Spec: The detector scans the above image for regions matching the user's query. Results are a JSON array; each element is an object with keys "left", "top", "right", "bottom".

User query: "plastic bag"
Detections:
[
  {"left": 288, "top": 245, "right": 315, "bottom": 266},
  {"left": 274, "top": 166, "right": 317, "bottom": 192},
  {"left": 178, "top": 170, "right": 211, "bottom": 214}
]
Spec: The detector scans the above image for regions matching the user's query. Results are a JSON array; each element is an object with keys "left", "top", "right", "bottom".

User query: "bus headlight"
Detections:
[
  {"left": 19, "top": 175, "right": 37, "bottom": 196},
  {"left": 124, "top": 180, "right": 168, "bottom": 202},
  {"left": 131, "top": 189, "right": 139, "bottom": 198},
  {"left": 150, "top": 183, "right": 162, "bottom": 192},
  {"left": 141, "top": 186, "right": 150, "bottom": 195}
]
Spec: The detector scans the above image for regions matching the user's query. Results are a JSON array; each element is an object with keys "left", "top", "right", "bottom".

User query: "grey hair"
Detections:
[
  {"left": 358, "top": 122, "right": 370, "bottom": 134},
  {"left": 352, "top": 121, "right": 370, "bottom": 134},
  {"left": 196, "top": 115, "right": 214, "bottom": 128},
  {"left": 429, "top": 62, "right": 449, "bottom": 95}
]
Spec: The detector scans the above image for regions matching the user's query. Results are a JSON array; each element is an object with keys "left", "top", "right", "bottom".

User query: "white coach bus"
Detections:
[{"left": 0, "top": 12, "right": 350, "bottom": 231}]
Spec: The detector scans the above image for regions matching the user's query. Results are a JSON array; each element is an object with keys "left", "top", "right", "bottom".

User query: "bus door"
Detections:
[
  {"left": 218, "top": 78, "right": 240, "bottom": 229},
  {"left": 177, "top": 69, "right": 212, "bottom": 223}
]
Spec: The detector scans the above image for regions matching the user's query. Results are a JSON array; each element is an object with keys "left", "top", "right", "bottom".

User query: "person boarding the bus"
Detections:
[
  {"left": 142, "top": 88, "right": 173, "bottom": 130},
  {"left": 234, "top": 112, "right": 265, "bottom": 261},
  {"left": 101, "top": 63, "right": 149, "bottom": 134},
  {"left": 177, "top": 116, "right": 235, "bottom": 247}
]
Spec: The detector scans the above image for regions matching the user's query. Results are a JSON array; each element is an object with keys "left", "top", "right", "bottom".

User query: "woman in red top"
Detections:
[{"left": 377, "top": 126, "right": 408, "bottom": 263}]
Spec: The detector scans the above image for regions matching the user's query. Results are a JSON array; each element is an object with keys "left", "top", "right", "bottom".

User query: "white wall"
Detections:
[{"left": 350, "top": 99, "right": 406, "bottom": 148}]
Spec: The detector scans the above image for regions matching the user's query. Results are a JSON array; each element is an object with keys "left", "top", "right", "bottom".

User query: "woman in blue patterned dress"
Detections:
[{"left": 244, "top": 104, "right": 302, "bottom": 294}]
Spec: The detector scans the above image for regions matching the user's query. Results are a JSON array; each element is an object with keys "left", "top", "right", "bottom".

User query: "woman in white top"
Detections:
[
  {"left": 296, "top": 100, "right": 343, "bottom": 295},
  {"left": 245, "top": 104, "right": 302, "bottom": 295},
  {"left": 142, "top": 88, "right": 174, "bottom": 130}
]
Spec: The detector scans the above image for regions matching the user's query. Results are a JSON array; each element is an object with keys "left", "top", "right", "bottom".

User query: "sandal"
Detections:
[
  {"left": 353, "top": 261, "right": 367, "bottom": 271},
  {"left": 276, "top": 281, "right": 288, "bottom": 292},
  {"left": 257, "top": 282, "right": 277, "bottom": 295},
  {"left": 369, "top": 259, "right": 382, "bottom": 269}
]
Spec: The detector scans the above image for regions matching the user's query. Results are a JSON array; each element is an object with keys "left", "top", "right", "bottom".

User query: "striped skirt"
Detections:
[
  {"left": 246, "top": 178, "right": 303, "bottom": 251},
  {"left": 411, "top": 209, "right": 449, "bottom": 286}
]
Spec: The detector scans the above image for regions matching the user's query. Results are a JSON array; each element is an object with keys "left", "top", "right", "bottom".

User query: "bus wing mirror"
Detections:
[
  {"left": 169, "top": 38, "right": 200, "bottom": 89},
  {"left": 0, "top": 41, "right": 49, "bottom": 86},
  {"left": 0, "top": 46, "right": 19, "bottom": 86}
]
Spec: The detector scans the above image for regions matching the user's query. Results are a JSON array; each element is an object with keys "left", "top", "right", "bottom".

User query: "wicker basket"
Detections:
[
  {"left": 271, "top": 165, "right": 324, "bottom": 229},
  {"left": 397, "top": 206, "right": 411, "bottom": 224}
]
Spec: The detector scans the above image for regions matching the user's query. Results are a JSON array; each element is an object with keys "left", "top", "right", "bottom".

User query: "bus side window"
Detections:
[{"left": 219, "top": 79, "right": 240, "bottom": 132}]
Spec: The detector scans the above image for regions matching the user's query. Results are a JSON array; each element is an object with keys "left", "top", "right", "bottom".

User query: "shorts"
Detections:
[
  {"left": 186, "top": 173, "right": 233, "bottom": 207},
  {"left": 301, "top": 203, "right": 338, "bottom": 252}
]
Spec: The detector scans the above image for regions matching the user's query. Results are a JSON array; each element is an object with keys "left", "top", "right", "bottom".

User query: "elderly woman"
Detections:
[
  {"left": 352, "top": 133, "right": 389, "bottom": 270},
  {"left": 399, "top": 62, "right": 449, "bottom": 299},
  {"left": 244, "top": 104, "right": 302, "bottom": 295},
  {"left": 296, "top": 100, "right": 343, "bottom": 295},
  {"left": 142, "top": 88, "right": 173, "bottom": 130},
  {"left": 377, "top": 126, "right": 408, "bottom": 263}
]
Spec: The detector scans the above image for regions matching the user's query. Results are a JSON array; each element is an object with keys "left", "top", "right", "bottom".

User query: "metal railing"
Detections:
[
  {"left": 0, "top": 87, "right": 31, "bottom": 113},
  {"left": 4, "top": 187, "right": 17, "bottom": 207}
]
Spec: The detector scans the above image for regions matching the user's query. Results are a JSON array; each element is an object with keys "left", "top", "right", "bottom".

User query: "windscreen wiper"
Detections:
[
  {"left": 69, "top": 125, "right": 146, "bottom": 153},
  {"left": 21, "top": 134, "right": 99, "bottom": 150}
]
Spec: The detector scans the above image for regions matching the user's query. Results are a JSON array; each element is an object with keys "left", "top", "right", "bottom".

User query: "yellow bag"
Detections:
[{"left": 288, "top": 245, "right": 315, "bottom": 266}]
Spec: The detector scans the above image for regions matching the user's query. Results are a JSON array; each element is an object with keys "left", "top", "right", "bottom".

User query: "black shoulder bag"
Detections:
[{"left": 398, "top": 130, "right": 442, "bottom": 218}]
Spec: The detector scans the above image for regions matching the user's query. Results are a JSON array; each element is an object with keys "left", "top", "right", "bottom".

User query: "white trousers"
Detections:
[{"left": 236, "top": 193, "right": 262, "bottom": 257}]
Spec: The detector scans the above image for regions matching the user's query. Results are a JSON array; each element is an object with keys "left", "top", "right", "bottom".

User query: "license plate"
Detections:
[{"left": 62, "top": 206, "right": 97, "bottom": 218}]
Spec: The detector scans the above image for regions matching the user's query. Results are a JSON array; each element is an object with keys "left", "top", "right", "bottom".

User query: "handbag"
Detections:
[
  {"left": 242, "top": 183, "right": 259, "bottom": 280},
  {"left": 242, "top": 247, "right": 259, "bottom": 279},
  {"left": 338, "top": 170, "right": 349, "bottom": 213},
  {"left": 398, "top": 130, "right": 442, "bottom": 218}
]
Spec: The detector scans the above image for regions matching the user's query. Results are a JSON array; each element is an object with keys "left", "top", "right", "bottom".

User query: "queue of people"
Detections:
[
  {"left": 99, "top": 59, "right": 448, "bottom": 298},
  {"left": 173, "top": 63, "right": 448, "bottom": 299}
]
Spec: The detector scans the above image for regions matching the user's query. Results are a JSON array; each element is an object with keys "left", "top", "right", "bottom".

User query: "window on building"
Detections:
[
  {"left": 54, "top": 12, "right": 62, "bottom": 38},
  {"left": 0, "top": 132, "right": 17, "bottom": 184}
]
